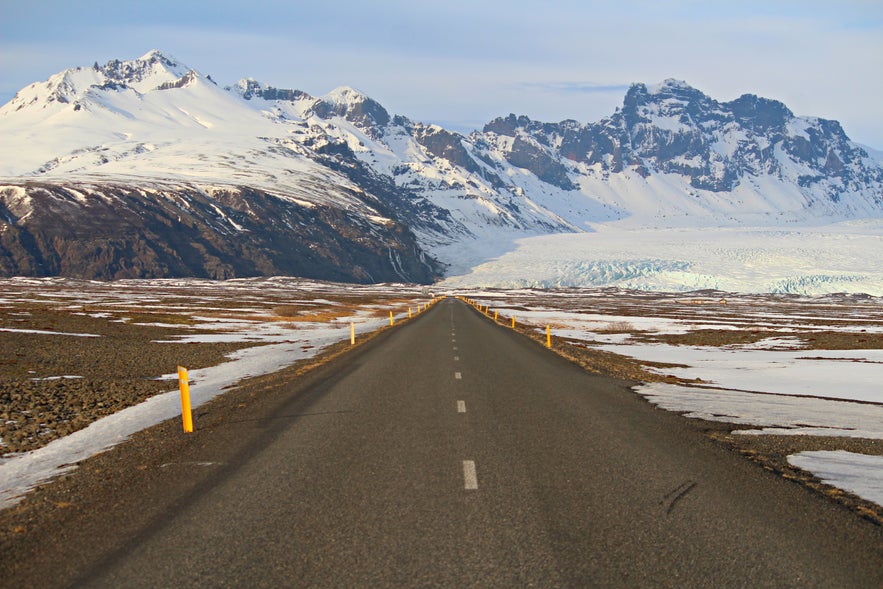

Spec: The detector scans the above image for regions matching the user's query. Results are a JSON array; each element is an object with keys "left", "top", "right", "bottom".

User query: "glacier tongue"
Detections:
[{"left": 440, "top": 223, "right": 883, "bottom": 296}]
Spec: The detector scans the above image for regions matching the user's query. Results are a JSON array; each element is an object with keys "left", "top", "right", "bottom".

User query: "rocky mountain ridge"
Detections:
[
  {"left": 1, "top": 51, "right": 881, "bottom": 282},
  {"left": 480, "top": 79, "right": 879, "bottom": 198}
]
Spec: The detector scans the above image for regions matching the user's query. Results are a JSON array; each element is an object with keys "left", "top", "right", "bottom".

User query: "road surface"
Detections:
[{"left": 3, "top": 298, "right": 882, "bottom": 587}]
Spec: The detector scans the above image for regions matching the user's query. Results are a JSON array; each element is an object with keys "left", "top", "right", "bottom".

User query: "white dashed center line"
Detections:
[
  {"left": 457, "top": 400, "right": 466, "bottom": 413},
  {"left": 454, "top": 356, "right": 460, "bottom": 361},
  {"left": 463, "top": 460, "right": 478, "bottom": 490},
  {"left": 455, "top": 372, "right": 462, "bottom": 380}
]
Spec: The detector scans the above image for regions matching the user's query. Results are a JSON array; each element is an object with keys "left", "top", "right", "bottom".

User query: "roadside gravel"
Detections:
[{"left": 0, "top": 308, "right": 256, "bottom": 455}]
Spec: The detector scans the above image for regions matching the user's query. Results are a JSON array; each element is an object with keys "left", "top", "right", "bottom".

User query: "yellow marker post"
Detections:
[
  {"left": 546, "top": 326, "right": 552, "bottom": 348},
  {"left": 389, "top": 311, "right": 395, "bottom": 326},
  {"left": 350, "top": 322, "right": 355, "bottom": 345},
  {"left": 511, "top": 316, "right": 516, "bottom": 329},
  {"left": 494, "top": 310, "right": 498, "bottom": 321},
  {"left": 409, "top": 308, "right": 412, "bottom": 319},
  {"left": 177, "top": 366, "right": 194, "bottom": 433}
]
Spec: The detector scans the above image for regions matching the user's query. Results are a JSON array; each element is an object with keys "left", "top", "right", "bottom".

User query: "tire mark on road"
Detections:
[{"left": 661, "top": 481, "right": 698, "bottom": 515}]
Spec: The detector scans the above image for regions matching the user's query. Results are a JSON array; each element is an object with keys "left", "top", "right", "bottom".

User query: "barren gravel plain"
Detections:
[
  {"left": 0, "top": 278, "right": 423, "bottom": 455},
  {"left": 1, "top": 278, "right": 881, "bottom": 526}
]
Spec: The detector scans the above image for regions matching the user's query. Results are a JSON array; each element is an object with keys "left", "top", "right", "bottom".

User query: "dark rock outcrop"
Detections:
[{"left": 0, "top": 183, "right": 440, "bottom": 283}]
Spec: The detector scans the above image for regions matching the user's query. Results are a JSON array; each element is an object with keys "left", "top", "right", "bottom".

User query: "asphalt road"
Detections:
[{"left": 5, "top": 298, "right": 883, "bottom": 587}]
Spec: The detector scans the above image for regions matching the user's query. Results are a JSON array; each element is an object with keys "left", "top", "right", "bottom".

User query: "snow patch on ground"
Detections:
[
  {"left": 633, "top": 382, "right": 883, "bottom": 439},
  {"left": 0, "top": 327, "right": 101, "bottom": 337},
  {"left": 788, "top": 451, "right": 883, "bottom": 507},
  {"left": 603, "top": 345, "right": 883, "bottom": 404}
]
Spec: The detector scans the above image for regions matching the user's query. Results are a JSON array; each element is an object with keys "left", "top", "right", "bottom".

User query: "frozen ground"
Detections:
[
  {"left": 1, "top": 279, "right": 881, "bottom": 514},
  {"left": 0, "top": 278, "right": 434, "bottom": 509},
  {"left": 464, "top": 288, "right": 883, "bottom": 508}
]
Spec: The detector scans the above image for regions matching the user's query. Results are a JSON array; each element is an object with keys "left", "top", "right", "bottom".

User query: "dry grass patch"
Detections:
[
  {"left": 641, "top": 328, "right": 883, "bottom": 350},
  {"left": 638, "top": 329, "right": 786, "bottom": 347},
  {"left": 597, "top": 320, "right": 636, "bottom": 333},
  {"left": 364, "top": 298, "right": 424, "bottom": 318},
  {"left": 800, "top": 331, "right": 883, "bottom": 350},
  {"left": 271, "top": 304, "right": 353, "bottom": 323}
]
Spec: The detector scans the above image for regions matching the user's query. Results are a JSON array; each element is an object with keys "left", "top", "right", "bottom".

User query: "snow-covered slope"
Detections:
[
  {"left": 1, "top": 51, "right": 882, "bottom": 291},
  {"left": 1, "top": 52, "right": 360, "bottom": 209}
]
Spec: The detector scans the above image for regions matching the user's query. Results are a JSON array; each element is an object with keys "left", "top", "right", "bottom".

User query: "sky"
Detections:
[{"left": 1, "top": 0, "right": 882, "bottom": 147}]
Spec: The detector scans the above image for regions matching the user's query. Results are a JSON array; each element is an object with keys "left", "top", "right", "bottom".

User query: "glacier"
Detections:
[{"left": 440, "top": 222, "right": 883, "bottom": 295}]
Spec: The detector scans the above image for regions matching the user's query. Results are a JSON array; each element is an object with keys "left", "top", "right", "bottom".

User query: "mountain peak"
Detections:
[
  {"left": 627, "top": 79, "right": 708, "bottom": 105},
  {"left": 137, "top": 49, "right": 179, "bottom": 65},
  {"left": 324, "top": 86, "right": 369, "bottom": 104},
  {"left": 646, "top": 78, "right": 694, "bottom": 94},
  {"left": 726, "top": 93, "right": 793, "bottom": 130},
  {"left": 99, "top": 51, "right": 191, "bottom": 92},
  {"left": 483, "top": 113, "right": 535, "bottom": 136},
  {"left": 312, "top": 86, "right": 390, "bottom": 130}
]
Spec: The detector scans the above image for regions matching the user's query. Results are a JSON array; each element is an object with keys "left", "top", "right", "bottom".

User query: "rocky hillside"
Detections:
[{"left": 0, "top": 182, "right": 437, "bottom": 282}]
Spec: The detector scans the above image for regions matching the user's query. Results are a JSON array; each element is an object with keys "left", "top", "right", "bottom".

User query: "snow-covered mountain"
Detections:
[{"left": 1, "top": 51, "right": 881, "bottom": 289}]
